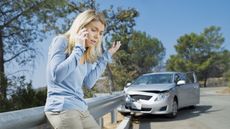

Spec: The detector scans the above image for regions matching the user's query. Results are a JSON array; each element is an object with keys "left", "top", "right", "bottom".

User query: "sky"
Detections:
[{"left": 31, "top": 0, "right": 230, "bottom": 88}]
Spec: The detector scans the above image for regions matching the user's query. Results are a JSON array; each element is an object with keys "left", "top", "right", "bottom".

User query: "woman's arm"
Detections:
[
  {"left": 83, "top": 51, "right": 112, "bottom": 89},
  {"left": 48, "top": 36, "right": 85, "bottom": 83},
  {"left": 83, "top": 41, "right": 121, "bottom": 89}
]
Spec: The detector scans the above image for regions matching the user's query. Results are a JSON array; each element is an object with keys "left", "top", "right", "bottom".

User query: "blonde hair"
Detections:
[{"left": 64, "top": 9, "right": 106, "bottom": 63}]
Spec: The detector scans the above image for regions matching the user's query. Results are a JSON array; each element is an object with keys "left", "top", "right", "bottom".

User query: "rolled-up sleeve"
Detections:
[
  {"left": 83, "top": 51, "right": 112, "bottom": 89},
  {"left": 48, "top": 36, "right": 85, "bottom": 83}
]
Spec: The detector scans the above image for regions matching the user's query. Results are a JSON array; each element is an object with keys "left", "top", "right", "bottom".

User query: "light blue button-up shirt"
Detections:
[{"left": 44, "top": 35, "right": 112, "bottom": 112}]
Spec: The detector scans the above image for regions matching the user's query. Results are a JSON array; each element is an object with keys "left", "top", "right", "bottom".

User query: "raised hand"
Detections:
[
  {"left": 74, "top": 28, "right": 89, "bottom": 48},
  {"left": 108, "top": 41, "right": 121, "bottom": 56}
]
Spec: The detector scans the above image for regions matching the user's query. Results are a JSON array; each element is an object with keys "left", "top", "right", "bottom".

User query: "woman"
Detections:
[{"left": 44, "top": 9, "right": 121, "bottom": 129}]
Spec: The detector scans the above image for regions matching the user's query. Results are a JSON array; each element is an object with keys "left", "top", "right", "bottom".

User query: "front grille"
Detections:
[
  {"left": 130, "top": 107, "right": 152, "bottom": 112},
  {"left": 141, "top": 107, "right": 152, "bottom": 111},
  {"left": 130, "top": 95, "right": 152, "bottom": 101}
]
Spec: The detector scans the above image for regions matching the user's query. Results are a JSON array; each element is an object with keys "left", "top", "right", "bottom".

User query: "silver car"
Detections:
[{"left": 118, "top": 72, "right": 200, "bottom": 117}]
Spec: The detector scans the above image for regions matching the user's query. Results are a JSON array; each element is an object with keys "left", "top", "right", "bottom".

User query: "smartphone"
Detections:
[{"left": 114, "top": 41, "right": 117, "bottom": 46}]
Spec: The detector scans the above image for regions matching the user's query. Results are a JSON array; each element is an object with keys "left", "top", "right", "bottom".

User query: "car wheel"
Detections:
[
  {"left": 167, "top": 99, "right": 178, "bottom": 118},
  {"left": 120, "top": 112, "right": 130, "bottom": 116},
  {"left": 189, "top": 105, "right": 196, "bottom": 109}
]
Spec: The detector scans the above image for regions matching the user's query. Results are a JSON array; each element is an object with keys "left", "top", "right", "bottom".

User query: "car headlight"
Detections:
[
  {"left": 125, "top": 94, "right": 132, "bottom": 102},
  {"left": 124, "top": 87, "right": 128, "bottom": 93},
  {"left": 155, "top": 92, "right": 170, "bottom": 101}
]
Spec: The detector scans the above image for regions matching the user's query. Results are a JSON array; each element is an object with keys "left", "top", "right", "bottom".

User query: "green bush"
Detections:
[
  {"left": 0, "top": 76, "right": 47, "bottom": 112},
  {"left": 224, "top": 70, "right": 230, "bottom": 87}
]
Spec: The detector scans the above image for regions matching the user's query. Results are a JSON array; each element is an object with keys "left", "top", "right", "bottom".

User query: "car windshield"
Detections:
[{"left": 133, "top": 74, "right": 173, "bottom": 85}]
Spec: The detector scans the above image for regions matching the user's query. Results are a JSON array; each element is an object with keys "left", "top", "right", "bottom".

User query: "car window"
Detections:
[
  {"left": 133, "top": 74, "right": 173, "bottom": 85},
  {"left": 174, "top": 74, "right": 180, "bottom": 82},
  {"left": 185, "top": 72, "right": 195, "bottom": 83},
  {"left": 132, "top": 75, "right": 150, "bottom": 85},
  {"left": 174, "top": 72, "right": 196, "bottom": 84}
]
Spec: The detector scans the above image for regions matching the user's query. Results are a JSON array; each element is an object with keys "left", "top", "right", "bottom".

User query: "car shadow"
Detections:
[{"left": 131, "top": 105, "right": 221, "bottom": 129}]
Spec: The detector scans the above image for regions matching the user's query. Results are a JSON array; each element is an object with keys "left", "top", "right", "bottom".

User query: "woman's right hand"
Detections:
[{"left": 74, "top": 28, "right": 88, "bottom": 48}]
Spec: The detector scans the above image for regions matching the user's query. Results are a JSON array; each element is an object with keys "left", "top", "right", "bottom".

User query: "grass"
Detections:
[
  {"left": 216, "top": 86, "right": 230, "bottom": 94},
  {"left": 102, "top": 112, "right": 124, "bottom": 129}
]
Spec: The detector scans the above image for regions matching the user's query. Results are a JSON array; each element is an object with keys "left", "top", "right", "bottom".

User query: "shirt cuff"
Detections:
[
  {"left": 74, "top": 44, "right": 86, "bottom": 54},
  {"left": 103, "top": 51, "right": 112, "bottom": 63}
]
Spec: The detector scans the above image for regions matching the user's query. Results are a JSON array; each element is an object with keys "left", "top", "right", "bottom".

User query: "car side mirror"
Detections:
[
  {"left": 124, "top": 82, "right": 131, "bottom": 93},
  {"left": 126, "top": 82, "right": 132, "bottom": 87},
  {"left": 177, "top": 80, "right": 186, "bottom": 85}
]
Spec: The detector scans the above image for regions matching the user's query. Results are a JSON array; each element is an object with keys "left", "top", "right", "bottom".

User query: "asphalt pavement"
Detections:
[{"left": 131, "top": 87, "right": 230, "bottom": 129}]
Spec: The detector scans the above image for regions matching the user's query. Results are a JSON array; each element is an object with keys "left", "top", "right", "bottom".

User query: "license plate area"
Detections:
[{"left": 131, "top": 101, "right": 142, "bottom": 110}]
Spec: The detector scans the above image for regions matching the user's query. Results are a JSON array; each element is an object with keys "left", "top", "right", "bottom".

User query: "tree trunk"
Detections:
[
  {"left": 203, "top": 78, "right": 207, "bottom": 87},
  {"left": 106, "top": 65, "right": 115, "bottom": 94},
  {"left": 0, "top": 30, "right": 6, "bottom": 100}
]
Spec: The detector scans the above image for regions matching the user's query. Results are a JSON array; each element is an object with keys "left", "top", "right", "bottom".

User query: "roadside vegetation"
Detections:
[{"left": 0, "top": 0, "right": 229, "bottom": 112}]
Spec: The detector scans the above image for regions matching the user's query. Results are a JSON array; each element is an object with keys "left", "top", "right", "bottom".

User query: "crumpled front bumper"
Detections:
[{"left": 117, "top": 93, "right": 174, "bottom": 114}]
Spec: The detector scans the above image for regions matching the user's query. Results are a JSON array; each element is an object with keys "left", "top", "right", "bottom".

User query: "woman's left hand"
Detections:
[{"left": 108, "top": 41, "right": 121, "bottom": 56}]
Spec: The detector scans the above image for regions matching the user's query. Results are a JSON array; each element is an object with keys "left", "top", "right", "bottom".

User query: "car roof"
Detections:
[{"left": 142, "top": 71, "right": 180, "bottom": 76}]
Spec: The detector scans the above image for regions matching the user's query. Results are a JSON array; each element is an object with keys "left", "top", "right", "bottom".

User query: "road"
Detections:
[{"left": 131, "top": 87, "right": 230, "bottom": 129}]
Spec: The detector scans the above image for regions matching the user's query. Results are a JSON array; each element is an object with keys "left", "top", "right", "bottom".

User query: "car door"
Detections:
[
  {"left": 175, "top": 73, "right": 189, "bottom": 108},
  {"left": 191, "top": 81, "right": 200, "bottom": 105},
  {"left": 184, "top": 73, "right": 195, "bottom": 106},
  {"left": 186, "top": 72, "right": 200, "bottom": 105}
]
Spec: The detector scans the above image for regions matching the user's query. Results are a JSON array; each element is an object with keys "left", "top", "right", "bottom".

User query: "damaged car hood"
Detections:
[{"left": 127, "top": 83, "right": 175, "bottom": 92}]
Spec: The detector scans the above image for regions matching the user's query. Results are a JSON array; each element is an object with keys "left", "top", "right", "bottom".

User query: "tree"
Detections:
[
  {"left": 0, "top": 0, "right": 70, "bottom": 101},
  {"left": 222, "top": 51, "right": 230, "bottom": 87},
  {"left": 102, "top": 7, "right": 139, "bottom": 91},
  {"left": 166, "top": 26, "right": 228, "bottom": 87},
  {"left": 128, "top": 31, "right": 165, "bottom": 74},
  {"left": 224, "top": 70, "right": 230, "bottom": 87},
  {"left": 0, "top": 76, "right": 47, "bottom": 112},
  {"left": 0, "top": 0, "right": 139, "bottom": 100},
  {"left": 110, "top": 31, "right": 165, "bottom": 89}
]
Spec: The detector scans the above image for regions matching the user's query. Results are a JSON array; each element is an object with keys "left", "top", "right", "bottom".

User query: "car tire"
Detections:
[
  {"left": 120, "top": 112, "right": 130, "bottom": 116},
  {"left": 167, "top": 99, "right": 178, "bottom": 118},
  {"left": 189, "top": 105, "right": 196, "bottom": 109}
]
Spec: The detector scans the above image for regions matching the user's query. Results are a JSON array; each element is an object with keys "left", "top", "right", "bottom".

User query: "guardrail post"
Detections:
[
  {"left": 111, "top": 109, "right": 117, "bottom": 124},
  {"left": 96, "top": 117, "right": 103, "bottom": 129}
]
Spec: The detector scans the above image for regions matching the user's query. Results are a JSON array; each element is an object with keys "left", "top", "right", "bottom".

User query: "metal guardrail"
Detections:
[{"left": 0, "top": 93, "right": 125, "bottom": 129}]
